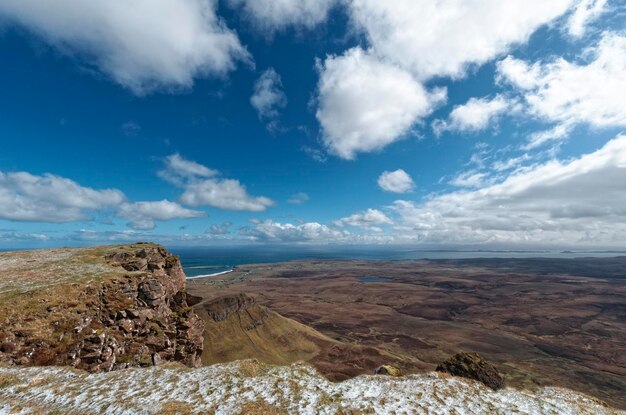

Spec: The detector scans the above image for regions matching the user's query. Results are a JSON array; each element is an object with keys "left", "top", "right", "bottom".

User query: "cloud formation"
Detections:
[
  {"left": 251, "top": 68, "right": 287, "bottom": 132},
  {"left": 316, "top": 48, "right": 446, "bottom": 159},
  {"left": 227, "top": 0, "right": 335, "bottom": 32},
  {"left": 348, "top": 0, "right": 574, "bottom": 80},
  {"left": 0, "top": 170, "right": 206, "bottom": 230},
  {"left": 117, "top": 200, "right": 205, "bottom": 230},
  {"left": 247, "top": 220, "right": 348, "bottom": 243},
  {"left": 0, "top": 0, "right": 249, "bottom": 94},
  {"left": 207, "top": 221, "right": 232, "bottom": 235},
  {"left": 160, "top": 154, "right": 275, "bottom": 212},
  {"left": 566, "top": 0, "right": 607, "bottom": 39},
  {"left": 389, "top": 134, "right": 626, "bottom": 246},
  {"left": 0, "top": 171, "right": 124, "bottom": 222},
  {"left": 334, "top": 208, "right": 392, "bottom": 229},
  {"left": 433, "top": 95, "right": 514, "bottom": 135},
  {"left": 315, "top": 0, "right": 574, "bottom": 159},
  {"left": 498, "top": 32, "right": 626, "bottom": 148},
  {"left": 377, "top": 169, "right": 415, "bottom": 193},
  {"left": 287, "top": 192, "right": 309, "bottom": 204}
]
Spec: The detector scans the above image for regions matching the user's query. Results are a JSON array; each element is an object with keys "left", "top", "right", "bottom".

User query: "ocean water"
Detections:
[{"left": 169, "top": 246, "right": 626, "bottom": 279}]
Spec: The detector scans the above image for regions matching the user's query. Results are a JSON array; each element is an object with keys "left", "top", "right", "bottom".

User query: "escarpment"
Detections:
[{"left": 0, "top": 243, "right": 204, "bottom": 372}]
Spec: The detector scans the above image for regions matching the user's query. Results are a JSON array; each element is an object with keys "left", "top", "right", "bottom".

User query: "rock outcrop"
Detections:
[
  {"left": 0, "top": 243, "right": 204, "bottom": 372},
  {"left": 436, "top": 352, "right": 505, "bottom": 390},
  {"left": 374, "top": 364, "right": 402, "bottom": 377}
]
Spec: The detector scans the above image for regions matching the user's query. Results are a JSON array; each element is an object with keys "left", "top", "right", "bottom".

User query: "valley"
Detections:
[{"left": 188, "top": 257, "right": 626, "bottom": 409}]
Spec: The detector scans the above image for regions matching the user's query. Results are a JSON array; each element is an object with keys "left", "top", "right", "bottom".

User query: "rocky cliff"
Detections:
[{"left": 0, "top": 243, "right": 203, "bottom": 372}]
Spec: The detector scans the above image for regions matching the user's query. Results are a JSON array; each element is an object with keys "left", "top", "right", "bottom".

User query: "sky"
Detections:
[{"left": 0, "top": 0, "right": 625, "bottom": 249}]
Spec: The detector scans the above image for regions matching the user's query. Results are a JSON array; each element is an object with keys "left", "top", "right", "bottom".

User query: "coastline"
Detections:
[{"left": 185, "top": 269, "right": 233, "bottom": 279}]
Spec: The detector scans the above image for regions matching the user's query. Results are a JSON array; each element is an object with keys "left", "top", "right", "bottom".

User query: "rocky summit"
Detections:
[{"left": 0, "top": 243, "right": 203, "bottom": 372}]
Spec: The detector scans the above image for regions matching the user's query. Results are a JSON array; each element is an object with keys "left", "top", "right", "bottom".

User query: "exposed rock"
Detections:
[
  {"left": 0, "top": 243, "right": 204, "bottom": 372},
  {"left": 374, "top": 365, "right": 402, "bottom": 377},
  {"left": 203, "top": 293, "right": 256, "bottom": 322},
  {"left": 436, "top": 352, "right": 505, "bottom": 390}
]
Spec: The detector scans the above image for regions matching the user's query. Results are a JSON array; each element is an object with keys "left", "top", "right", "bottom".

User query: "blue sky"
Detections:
[{"left": 0, "top": 0, "right": 625, "bottom": 249}]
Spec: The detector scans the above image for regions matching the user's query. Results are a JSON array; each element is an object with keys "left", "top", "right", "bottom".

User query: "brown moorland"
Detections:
[{"left": 187, "top": 257, "right": 626, "bottom": 409}]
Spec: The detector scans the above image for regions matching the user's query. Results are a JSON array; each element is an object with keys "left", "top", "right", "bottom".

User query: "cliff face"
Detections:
[{"left": 0, "top": 243, "right": 203, "bottom": 372}]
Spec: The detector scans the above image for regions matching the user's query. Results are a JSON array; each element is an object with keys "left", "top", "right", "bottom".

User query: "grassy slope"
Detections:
[{"left": 196, "top": 302, "right": 327, "bottom": 365}]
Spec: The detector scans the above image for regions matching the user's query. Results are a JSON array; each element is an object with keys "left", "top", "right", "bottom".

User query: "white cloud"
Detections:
[
  {"left": 316, "top": 47, "right": 446, "bottom": 159},
  {"left": 158, "top": 153, "right": 218, "bottom": 186},
  {"left": 433, "top": 95, "right": 514, "bottom": 135},
  {"left": 287, "top": 192, "right": 309, "bottom": 204},
  {"left": 0, "top": 171, "right": 125, "bottom": 222},
  {"left": 566, "top": 0, "right": 608, "bottom": 39},
  {"left": 161, "top": 154, "right": 275, "bottom": 212},
  {"left": 449, "top": 170, "right": 490, "bottom": 188},
  {"left": 377, "top": 169, "right": 415, "bottom": 193},
  {"left": 247, "top": 220, "right": 349, "bottom": 243},
  {"left": 227, "top": 0, "right": 336, "bottom": 32},
  {"left": 0, "top": 0, "right": 249, "bottom": 94},
  {"left": 117, "top": 200, "right": 205, "bottom": 230},
  {"left": 525, "top": 123, "right": 574, "bottom": 150},
  {"left": 492, "top": 154, "right": 532, "bottom": 172},
  {"left": 334, "top": 208, "right": 393, "bottom": 228},
  {"left": 251, "top": 68, "right": 287, "bottom": 132},
  {"left": 348, "top": 0, "right": 574, "bottom": 80},
  {"left": 179, "top": 179, "right": 275, "bottom": 211},
  {"left": 314, "top": 0, "right": 573, "bottom": 159},
  {"left": 207, "top": 221, "right": 232, "bottom": 235},
  {"left": 389, "top": 134, "right": 626, "bottom": 246},
  {"left": 498, "top": 33, "right": 626, "bottom": 147}
]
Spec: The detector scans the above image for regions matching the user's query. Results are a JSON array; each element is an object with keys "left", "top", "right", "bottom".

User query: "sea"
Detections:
[{"left": 169, "top": 246, "right": 626, "bottom": 279}]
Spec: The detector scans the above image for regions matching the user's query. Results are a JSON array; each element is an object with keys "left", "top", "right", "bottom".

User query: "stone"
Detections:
[
  {"left": 436, "top": 352, "right": 505, "bottom": 390},
  {"left": 374, "top": 365, "right": 402, "bottom": 377}
]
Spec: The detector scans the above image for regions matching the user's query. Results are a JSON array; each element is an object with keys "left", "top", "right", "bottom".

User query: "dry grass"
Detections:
[
  {"left": 237, "top": 401, "right": 287, "bottom": 415},
  {"left": 158, "top": 401, "right": 195, "bottom": 415}
]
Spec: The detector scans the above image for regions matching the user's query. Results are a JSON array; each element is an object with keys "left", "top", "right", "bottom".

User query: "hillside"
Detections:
[
  {"left": 0, "top": 244, "right": 624, "bottom": 414},
  {"left": 1, "top": 360, "right": 623, "bottom": 415},
  {"left": 0, "top": 243, "right": 203, "bottom": 371},
  {"left": 195, "top": 293, "right": 412, "bottom": 380}
]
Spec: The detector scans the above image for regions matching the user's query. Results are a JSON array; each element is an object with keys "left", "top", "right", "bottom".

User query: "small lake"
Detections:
[{"left": 358, "top": 276, "right": 394, "bottom": 283}]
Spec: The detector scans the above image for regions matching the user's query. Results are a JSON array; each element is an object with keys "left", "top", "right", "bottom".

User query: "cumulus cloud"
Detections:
[
  {"left": 287, "top": 192, "right": 309, "bottom": 204},
  {"left": 247, "top": 220, "right": 349, "bottom": 243},
  {"left": 117, "top": 200, "right": 205, "bottom": 230},
  {"left": 389, "top": 134, "right": 626, "bottom": 246},
  {"left": 207, "top": 221, "right": 232, "bottom": 235},
  {"left": 160, "top": 154, "right": 275, "bottom": 212},
  {"left": 433, "top": 95, "right": 514, "bottom": 135},
  {"left": 566, "top": 0, "right": 607, "bottom": 39},
  {"left": 314, "top": 1, "right": 573, "bottom": 158},
  {"left": 334, "top": 208, "right": 392, "bottom": 229},
  {"left": 498, "top": 33, "right": 626, "bottom": 148},
  {"left": 316, "top": 47, "right": 446, "bottom": 159},
  {"left": 158, "top": 153, "right": 218, "bottom": 186},
  {"left": 347, "top": 0, "right": 574, "bottom": 80},
  {"left": 0, "top": 0, "right": 249, "bottom": 94},
  {"left": 0, "top": 171, "right": 125, "bottom": 222},
  {"left": 250, "top": 68, "right": 287, "bottom": 132},
  {"left": 227, "top": 0, "right": 335, "bottom": 32},
  {"left": 179, "top": 179, "right": 274, "bottom": 211},
  {"left": 377, "top": 169, "right": 415, "bottom": 193},
  {"left": 0, "top": 169, "right": 204, "bottom": 230}
]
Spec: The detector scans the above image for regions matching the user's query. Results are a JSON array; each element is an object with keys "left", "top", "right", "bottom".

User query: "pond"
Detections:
[{"left": 358, "top": 276, "right": 394, "bottom": 283}]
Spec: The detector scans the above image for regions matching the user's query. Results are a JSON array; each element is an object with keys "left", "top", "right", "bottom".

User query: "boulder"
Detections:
[
  {"left": 436, "top": 352, "right": 505, "bottom": 390},
  {"left": 374, "top": 365, "right": 402, "bottom": 377}
]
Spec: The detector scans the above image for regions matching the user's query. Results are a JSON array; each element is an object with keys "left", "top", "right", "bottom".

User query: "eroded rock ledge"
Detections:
[{"left": 0, "top": 243, "right": 204, "bottom": 372}]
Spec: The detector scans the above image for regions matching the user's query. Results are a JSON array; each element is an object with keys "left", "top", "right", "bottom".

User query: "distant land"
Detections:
[{"left": 0, "top": 243, "right": 624, "bottom": 413}]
